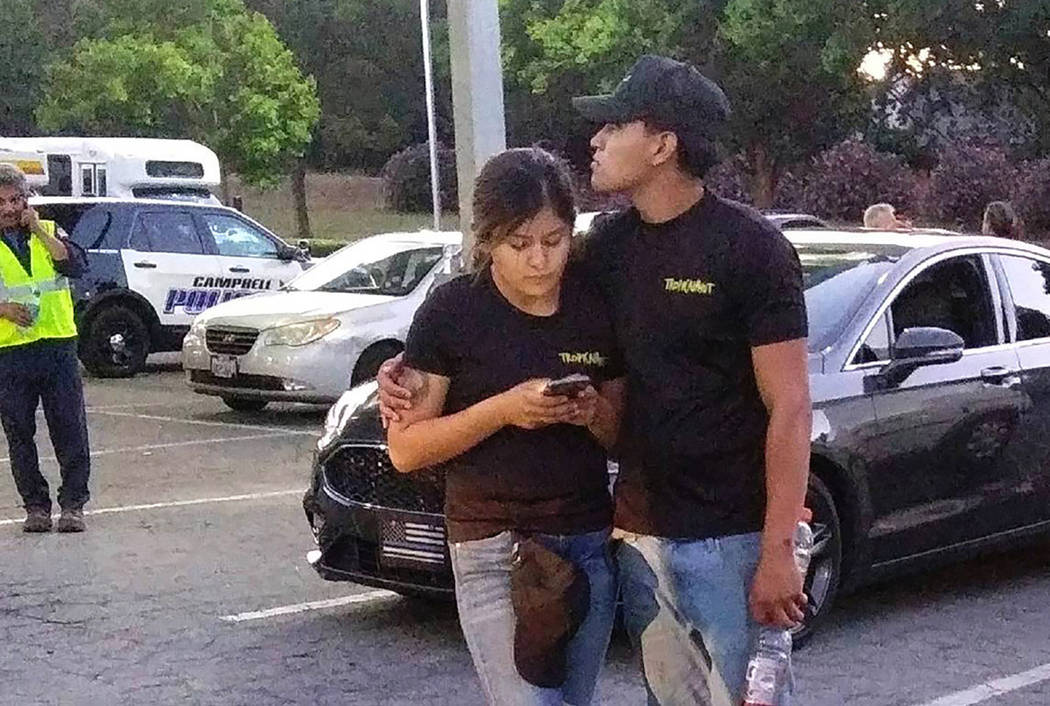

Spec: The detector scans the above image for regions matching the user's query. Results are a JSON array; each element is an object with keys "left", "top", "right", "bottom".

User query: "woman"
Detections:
[{"left": 386, "top": 148, "right": 623, "bottom": 706}]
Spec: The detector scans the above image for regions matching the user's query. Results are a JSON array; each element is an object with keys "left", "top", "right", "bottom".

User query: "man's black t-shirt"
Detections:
[
  {"left": 403, "top": 266, "right": 622, "bottom": 542},
  {"left": 580, "top": 191, "right": 808, "bottom": 539}
]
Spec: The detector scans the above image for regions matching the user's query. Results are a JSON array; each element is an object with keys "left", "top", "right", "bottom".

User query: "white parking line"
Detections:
[
  {"left": 88, "top": 409, "right": 319, "bottom": 436},
  {"left": 916, "top": 662, "right": 1050, "bottom": 706},
  {"left": 0, "top": 432, "right": 296, "bottom": 465},
  {"left": 218, "top": 590, "right": 400, "bottom": 623},
  {"left": 0, "top": 488, "right": 303, "bottom": 526}
]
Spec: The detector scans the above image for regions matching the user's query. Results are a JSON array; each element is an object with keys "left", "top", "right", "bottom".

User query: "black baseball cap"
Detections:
[{"left": 572, "top": 55, "right": 731, "bottom": 143}]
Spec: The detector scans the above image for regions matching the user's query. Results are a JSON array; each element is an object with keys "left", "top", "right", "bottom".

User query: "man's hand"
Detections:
[
  {"left": 0, "top": 302, "right": 34, "bottom": 328},
  {"left": 497, "top": 379, "right": 575, "bottom": 430},
  {"left": 749, "top": 547, "right": 806, "bottom": 628},
  {"left": 378, "top": 353, "right": 425, "bottom": 427},
  {"left": 20, "top": 207, "right": 42, "bottom": 235}
]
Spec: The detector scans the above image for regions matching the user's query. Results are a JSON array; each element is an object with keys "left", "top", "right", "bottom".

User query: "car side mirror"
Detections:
[
  {"left": 296, "top": 239, "right": 312, "bottom": 258},
  {"left": 865, "top": 327, "right": 964, "bottom": 391},
  {"left": 277, "top": 244, "right": 300, "bottom": 261}
]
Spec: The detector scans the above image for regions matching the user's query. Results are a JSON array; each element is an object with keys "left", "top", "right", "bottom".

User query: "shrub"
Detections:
[
  {"left": 795, "top": 139, "right": 917, "bottom": 223},
  {"left": 923, "top": 142, "right": 1017, "bottom": 232},
  {"left": 381, "top": 142, "right": 458, "bottom": 213},
  {"left": 303, "top": 239, "right": 349, "bottom": 258},
  {"left": 1015, "top": 158, "right": 1050, "bottom": 240},
  {"left": 705, "top": 154, "right": 752, "bottom": 204}
]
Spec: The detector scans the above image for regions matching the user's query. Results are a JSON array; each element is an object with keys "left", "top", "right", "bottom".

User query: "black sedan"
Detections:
[{"left": 303, "top": 228, "right": 1050, "bottom": 641}]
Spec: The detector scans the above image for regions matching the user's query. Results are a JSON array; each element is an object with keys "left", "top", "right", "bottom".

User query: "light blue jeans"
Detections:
[
  {"left": 449, "top": 528, "right": 617, "bottom": 706},
  {"left": 617, "top": 532, "right": 787, "bottom": 706}
]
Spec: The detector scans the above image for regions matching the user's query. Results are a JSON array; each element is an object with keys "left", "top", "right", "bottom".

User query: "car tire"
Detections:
[
  {"left": 351, "top": 342, "right": 402, "bottom": 387},
  {"left": 79, "top": 304, "right": 150, "bottom": 378},
  {"left": 791, "top": 473, "right": 843, "bottom": 648},
  {"left": 221, "top": 397, "right": 269, "bottom": 412}
]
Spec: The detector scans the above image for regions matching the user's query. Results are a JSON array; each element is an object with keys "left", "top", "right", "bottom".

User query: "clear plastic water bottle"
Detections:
[{"left": 742, "top": 520, "right": 814, "bottom": 706}]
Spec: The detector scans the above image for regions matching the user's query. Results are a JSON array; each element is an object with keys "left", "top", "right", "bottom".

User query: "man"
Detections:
[
  {"left": 0, "top": 163, "right": 91, "bottom": 533},
  {"left": 863, "top": 202, "right": 912, "bottom": 230},
  {"left": 381, "top": 55, "right": 811, "bottom": 705}
]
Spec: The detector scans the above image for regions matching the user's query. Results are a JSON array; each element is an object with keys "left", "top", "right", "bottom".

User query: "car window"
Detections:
[
  {"left": 999, "top": 254, "right": 1050, "bottom": 341},
  {"left": 203, "top": 213, "right": 279, "bottom": 258},
  {"left": 797, "top": 244, "right": 905, "bottom": 352},
  {"left": 128, "top": 211, "right": 205, "bottom": 255},
  {"left": 294, "top": 244, "right": 444, "bottom": 296},
  {"left": 854, "top": 311, "right": 892, "bottom": 364},
  {"left": 890, "top": 255, "right": 997, "bottom": 350}
]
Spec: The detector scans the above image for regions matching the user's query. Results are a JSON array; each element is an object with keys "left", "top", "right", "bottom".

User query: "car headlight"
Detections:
[
  {"left": 263, "top": 318, "right": 341, "bottom": 347},
  {"left": 318, "top": 382, "right": 378, "bottom": 452}
]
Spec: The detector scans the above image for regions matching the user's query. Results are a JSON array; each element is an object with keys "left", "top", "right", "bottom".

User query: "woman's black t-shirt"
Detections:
[{"left": 402, "top": 266, "right": 622, "bottom": 542}]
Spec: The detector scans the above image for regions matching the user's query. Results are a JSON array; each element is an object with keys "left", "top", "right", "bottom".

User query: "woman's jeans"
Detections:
[{"left": 449, "top": 528, "right": 617, "bottom": 706}]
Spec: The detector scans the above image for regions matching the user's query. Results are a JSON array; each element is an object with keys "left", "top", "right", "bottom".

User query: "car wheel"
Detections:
[
  {"left": 221, "top": 397, "right": 269, "bottom": 412},
  {"left": 791, "top": 473, "right": 842, "bottom": 647},
  {"left": 351, "top": 342, "right": 402, "bottom": 387},
  {"left": 79, "top": 304, "right": 150, "bottom": 378}
]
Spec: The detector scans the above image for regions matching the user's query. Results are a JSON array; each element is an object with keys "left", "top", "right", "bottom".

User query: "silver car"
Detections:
[{"left": 182, "top": 231, "right": 461, "bottom": 411}]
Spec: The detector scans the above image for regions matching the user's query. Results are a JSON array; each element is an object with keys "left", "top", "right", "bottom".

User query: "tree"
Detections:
[
  {"left": 0, "top": 0, "right": 47, "bottom": 135},
  {"left": 871, "top": 1, "right": 1050, "bottom": 156},
  {"left": 500, "top": 0, "right": 874, "bottom": 206},
  {"left": 247, "top": 0, "right": 452, "bottom": 172},
  {"left": 36, "top": 0, "right": 320, "bottom": 200}
]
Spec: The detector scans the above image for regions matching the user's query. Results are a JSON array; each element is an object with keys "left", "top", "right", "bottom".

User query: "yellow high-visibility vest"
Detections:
[{"left": 0, "top": 220, "right": 78, "bottom": 348}]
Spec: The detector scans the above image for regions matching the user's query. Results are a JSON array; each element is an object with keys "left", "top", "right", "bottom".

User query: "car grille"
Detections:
[
  {"left": 323, "top": 445, "right": 445, "bottom": 514},
  {"left": 188, "top": 370, "right": 285, "bottom": 390},
  {"left": 206, "top": 326, "right": 259, "bottom": 355}
]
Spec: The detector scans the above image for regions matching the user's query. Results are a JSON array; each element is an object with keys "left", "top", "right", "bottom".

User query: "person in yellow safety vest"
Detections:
[{"left": 0, "top": 163, "right": 91, "bottom": 533}]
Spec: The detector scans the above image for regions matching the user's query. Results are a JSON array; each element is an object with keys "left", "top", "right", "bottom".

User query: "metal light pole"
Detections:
[{"left": 420, "top": 0, "right": 442, "bottom": 232}]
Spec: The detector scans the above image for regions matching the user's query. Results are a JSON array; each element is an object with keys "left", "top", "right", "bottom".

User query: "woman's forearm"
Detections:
[{"left": 388, "top": 395, "right": 508, "bottom": 473}]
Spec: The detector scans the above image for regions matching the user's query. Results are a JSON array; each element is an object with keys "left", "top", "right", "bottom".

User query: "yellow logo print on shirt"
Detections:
[
  {"left": 559, "top": 352, "right": 607, "bottom": 366},
  {"left": 664, "top": 277, "right": 716, "bottom": 295}
]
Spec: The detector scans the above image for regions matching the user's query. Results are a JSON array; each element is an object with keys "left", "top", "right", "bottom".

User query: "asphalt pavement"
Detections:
[{"left": 1, "top": 358, "right": 1048, "bottom": 705}]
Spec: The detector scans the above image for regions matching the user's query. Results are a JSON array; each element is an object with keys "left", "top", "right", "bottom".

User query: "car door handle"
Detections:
[
  {"left": 133, "top": 261, "right": 157, "bottom": 269},
  {"left": 981, "top": 366, "right": 1015, "bottom": 383},
  {"left": 229, "top": 266, "right": 250, "bottom": 273}
]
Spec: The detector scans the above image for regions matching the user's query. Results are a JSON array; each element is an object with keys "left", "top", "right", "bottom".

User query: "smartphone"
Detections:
[{"left": 543, "top": 373, "right": 592, "bottom": 397}]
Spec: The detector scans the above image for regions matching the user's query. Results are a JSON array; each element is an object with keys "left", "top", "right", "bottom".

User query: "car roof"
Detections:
[{"left": 29, "top": 196, "right": 222, "bottom": 209}]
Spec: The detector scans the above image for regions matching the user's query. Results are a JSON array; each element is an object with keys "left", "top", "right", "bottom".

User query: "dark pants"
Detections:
[{"left": 0, "top": 340, "right": 91, "bottom": 512}]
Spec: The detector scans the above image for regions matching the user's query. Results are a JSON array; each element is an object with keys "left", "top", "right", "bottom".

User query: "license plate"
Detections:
[
  {"left": 210, "top": 355, "right": 238, "bottom": 379},
  {"left": 380, "top": 517, "right": 447, "bottom": 569}
]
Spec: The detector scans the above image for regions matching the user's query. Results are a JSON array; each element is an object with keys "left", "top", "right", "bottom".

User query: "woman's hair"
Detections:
[
  {"left": 983, "top": 201, "right": 1019, "bottom": 239},
  {"left": 470, "top": 148, "right": 576, "bottom": 271}
]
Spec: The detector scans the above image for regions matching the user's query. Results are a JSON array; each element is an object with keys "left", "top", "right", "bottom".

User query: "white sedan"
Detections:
[{"left": 182, "top": 230, "right": 461, "bottom": 411}]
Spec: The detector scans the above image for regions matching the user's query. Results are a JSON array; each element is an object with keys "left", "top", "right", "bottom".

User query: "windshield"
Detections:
[
  {"left": 288, "top": 238, "right": 445, "bottom": 296},
  {"left": 798, "top": 244, "right": 908, "bottom": 351}
]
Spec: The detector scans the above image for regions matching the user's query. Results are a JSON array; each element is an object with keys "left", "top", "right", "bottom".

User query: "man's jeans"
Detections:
[
  {"left": 449, "top": 528, "right": 617, "bottom": 706},
  {"left": 0, "top": 340, "right": 91, "bottom": 512},
  {"left": 617, "top": 532, "right": 781, "bottom": 706}
]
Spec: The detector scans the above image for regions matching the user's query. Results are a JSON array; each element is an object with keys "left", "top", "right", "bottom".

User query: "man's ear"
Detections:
[{"left": 651, "top": 131, "right": 679, "bottom": 168}]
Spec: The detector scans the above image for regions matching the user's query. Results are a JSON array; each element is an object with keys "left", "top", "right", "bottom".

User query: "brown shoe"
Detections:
[
  {"left": 23, "top": 508, "right": 53, "bottom": 533},
  {"left": 56, "top": 508, "right": 86, "bottom": 533}
]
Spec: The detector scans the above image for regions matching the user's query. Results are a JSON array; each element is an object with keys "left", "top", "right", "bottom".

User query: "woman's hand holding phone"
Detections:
[{"left": 499, "top": 379, "right": 577, "bottom": 430}]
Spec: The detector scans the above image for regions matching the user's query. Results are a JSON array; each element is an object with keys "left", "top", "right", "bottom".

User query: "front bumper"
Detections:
[
  {"left": 303, "top": 458, "right": 454, "bottom": 597},
  {"left": 182, "top": 324, "right": 359, "bottom": 403}
]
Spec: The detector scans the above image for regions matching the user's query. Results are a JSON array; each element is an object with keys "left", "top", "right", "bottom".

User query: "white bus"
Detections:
[
  {"left": 0, "top": 137, "right": 221, "bottom": 203},
  {"left": 0, "top": 149, "right": 49, "bottom": 189}
]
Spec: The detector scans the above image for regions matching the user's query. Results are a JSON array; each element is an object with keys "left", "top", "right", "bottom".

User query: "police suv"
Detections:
[{"left": 30, "top": 197, "right": 308, "bottom": 377}]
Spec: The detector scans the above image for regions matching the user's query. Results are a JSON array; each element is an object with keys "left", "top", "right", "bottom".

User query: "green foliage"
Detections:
[
  {"left": 36, "top": 0, "right": 319, "bottom": 187},
  {"left": 246, "top": 0, "right": 452, "bottom": 171},
  {"left": 872, "top": 1, "right": 1050, "bottom": 155},
  {"left": 500, "top": 0, "right": 873, "bottom": 205},
  {"left": 0, "top": 0, "right": 47, "bottom": 134}
]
